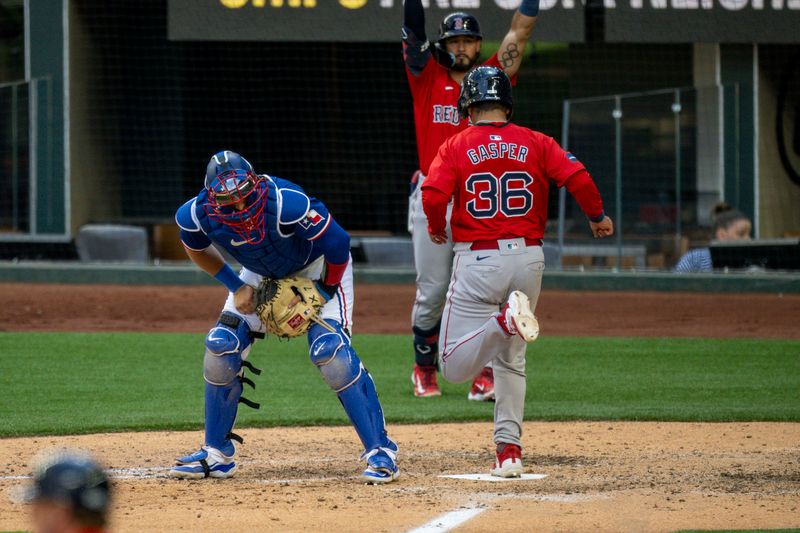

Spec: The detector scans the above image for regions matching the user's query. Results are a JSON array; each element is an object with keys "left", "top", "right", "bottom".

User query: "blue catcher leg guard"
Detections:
[
  {"left": 202, "top": 312, "right": 258, "bottom": 456},
  {"left": 171, "top": 312, "right": 260, "bottom": 479},
  {"left": 308, "top": 322, "right": 399, "bottom": 483}
]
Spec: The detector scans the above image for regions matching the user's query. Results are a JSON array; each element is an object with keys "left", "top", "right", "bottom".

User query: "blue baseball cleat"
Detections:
[
  {"left": 360, "top": 439, "right": 400, "bottom": 484},
  {"left": 169, "top": 446, "right": 237, "bottom": 479}
]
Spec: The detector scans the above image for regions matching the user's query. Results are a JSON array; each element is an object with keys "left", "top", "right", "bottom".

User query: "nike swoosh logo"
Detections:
[
  {"left": 476, "top": 255, "right": 490, "bottom": 261},
  {"left": 208, "top": 335, "right": 225, "bottom": 343},
  {"left": 230, "top": 239, "right": 248, "bottom": 247},
  {"left": 416, "top": 345, "right": 431, "bottom": 354},
  {"left": 313, "top": 343, "right": 326, "bottom": 357}
]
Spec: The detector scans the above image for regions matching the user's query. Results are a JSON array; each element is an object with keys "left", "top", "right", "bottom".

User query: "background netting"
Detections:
[
  {"left": 3, "top": 0, "right": 798, "bottom": 270},
  {"left": 67, "top": 0, "right": 693, "bottom": 234}
]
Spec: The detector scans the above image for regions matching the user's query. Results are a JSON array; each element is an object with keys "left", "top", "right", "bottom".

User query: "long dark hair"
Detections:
[{"left": 711, "top": 202, "right": 749, "bottom": 233}]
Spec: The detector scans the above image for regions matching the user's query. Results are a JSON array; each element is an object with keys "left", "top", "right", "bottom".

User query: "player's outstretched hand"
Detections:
[
  {"left": 590, "top": 216, "right": 614, "bottom": 238},
  {"left": 428, "top": 230, "right": 448, "bottom": 245},
  {"left": 234, "top": 284, "right": 257, "bottom": 315}
]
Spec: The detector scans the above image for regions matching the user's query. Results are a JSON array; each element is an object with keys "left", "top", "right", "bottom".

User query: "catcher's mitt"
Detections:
[{"left": 254, "top": 276, "right": 334, "bottom": 338}]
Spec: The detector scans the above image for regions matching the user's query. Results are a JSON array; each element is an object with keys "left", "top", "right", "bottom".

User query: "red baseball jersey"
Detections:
[
  {"left": 406, "top": 54, "right": 511, "bottom": 176},
  {"left": 422, "top": 122, "right": 605, "bottom": 243}
]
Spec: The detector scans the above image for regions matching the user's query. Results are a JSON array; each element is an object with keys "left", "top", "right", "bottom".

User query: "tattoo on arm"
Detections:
[{"left": 500, "top": 43, "right": 520, "bottom": 68}]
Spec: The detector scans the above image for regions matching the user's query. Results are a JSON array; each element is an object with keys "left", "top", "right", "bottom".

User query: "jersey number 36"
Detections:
[{"left": 465, "top": 171, "right": 533, "bottom": 219}]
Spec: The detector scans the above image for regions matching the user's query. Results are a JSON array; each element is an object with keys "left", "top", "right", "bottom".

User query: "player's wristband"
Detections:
[
  {"left": 315, "top": 281, "right": 339, "bottom": 302},
  {"left": 519, "top": 0, "right": 540, "bottom": 16},
  {"left": 214, "top": 264, "right": 245, "bottom": 293},
  {"left": 589, "top": 211, "right": 606, "bottom": 223}
]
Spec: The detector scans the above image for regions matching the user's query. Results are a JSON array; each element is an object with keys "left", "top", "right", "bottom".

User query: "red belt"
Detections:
[{"left": 469, "top": 238, "right": 543, "bottom": 251}]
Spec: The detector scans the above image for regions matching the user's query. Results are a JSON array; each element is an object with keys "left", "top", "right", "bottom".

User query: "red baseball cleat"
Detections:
[
  {"left": 411, "top": 364, "right": 441, "bottom": 397},
  {"left": 467, "top": 366, "right": 495, "bottom": 402},
  {"left": 491, "top": 443, "right": 523, "bottom": 478}
]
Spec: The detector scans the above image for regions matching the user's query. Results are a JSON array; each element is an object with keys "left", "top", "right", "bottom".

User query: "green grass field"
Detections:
[{"left": 0, "top": 333, "right": 798, "bottom": 437}]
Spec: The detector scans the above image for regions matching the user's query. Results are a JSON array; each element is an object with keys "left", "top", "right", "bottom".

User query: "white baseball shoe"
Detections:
[
  {"left": 169, "top": 445, "right": 237, "bottom": 479},
  {"left": 499, "top": 291, "right": 539, "bottom": 342}
]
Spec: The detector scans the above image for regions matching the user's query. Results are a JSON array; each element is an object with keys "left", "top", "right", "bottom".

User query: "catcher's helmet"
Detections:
[
  {"left": 204, "top": 150, "right": 268, "bottom": 244},
  {"left": 458, "top": 66, "right": 513, "bottom": 120},
  {"left": 22, "top": 449, "right": 111, "bottom": 522},
  {"left": 437, "top": 12, "right": 482, "bottom": 43}
]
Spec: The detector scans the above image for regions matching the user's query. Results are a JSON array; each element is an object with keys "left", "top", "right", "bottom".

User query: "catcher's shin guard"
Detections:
[
  {"left": 308, "top": 323, "right": 392, "bottom": 453},
  {"left": 202, "top": 313, "right": 260, "bottom": 455},
  {"left": 203, "top": 382, "right": 242, "bottom": 457}
]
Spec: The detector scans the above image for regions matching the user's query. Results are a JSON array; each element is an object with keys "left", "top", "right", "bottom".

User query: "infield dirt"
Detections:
[{"left": 1, "top": 283, "right": 798, "bottom": 532}]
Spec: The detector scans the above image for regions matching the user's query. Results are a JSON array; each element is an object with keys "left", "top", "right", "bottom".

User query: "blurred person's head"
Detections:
[
  {"left": 22, "top": 449, "right": 111, "bottom": 533},
  {"left": 711, "top": 203, "right": 752, "bottom": 242}
]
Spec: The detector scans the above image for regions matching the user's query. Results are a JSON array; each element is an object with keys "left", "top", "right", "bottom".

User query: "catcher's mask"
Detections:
[{"left": 203, "top": 150, "right": 268, "bottom": 244}]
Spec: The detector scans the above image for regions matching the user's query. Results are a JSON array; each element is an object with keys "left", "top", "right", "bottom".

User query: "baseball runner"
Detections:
[
  {"left": 170, "top": 151, "right": 399, "bottom": 484},
  {"left": 422, "top": 67, "right": 613, "bottom": 476},
  {"left": 403, "top": 0, "right": 539, "bottom": 400}
]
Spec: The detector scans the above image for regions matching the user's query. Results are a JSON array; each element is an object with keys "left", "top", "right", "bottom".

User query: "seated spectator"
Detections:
[{"left": 674, "top": 203, "right": 752, "bottom": 273}]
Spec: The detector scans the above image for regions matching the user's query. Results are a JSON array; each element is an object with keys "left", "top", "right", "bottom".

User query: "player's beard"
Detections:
[{"left": 451, "top": 52, "right": 480, "bottom": 72}]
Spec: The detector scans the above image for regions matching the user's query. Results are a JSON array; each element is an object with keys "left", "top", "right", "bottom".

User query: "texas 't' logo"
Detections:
[{"left": 299, "top": 209, "right": 324, "bottom": 229}]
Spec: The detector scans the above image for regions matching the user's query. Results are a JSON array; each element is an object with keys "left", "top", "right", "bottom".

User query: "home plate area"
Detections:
[{"left": 439, "top": 473, "right": 548, "bottom": 482}]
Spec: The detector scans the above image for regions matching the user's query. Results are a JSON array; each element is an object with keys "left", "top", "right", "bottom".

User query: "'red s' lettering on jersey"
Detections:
[
  {"left": 405, "top": 53, "right": 515, "bottom": 176},
  {"left": 423, "top": 122, "right": 603, "bottom": 243}
]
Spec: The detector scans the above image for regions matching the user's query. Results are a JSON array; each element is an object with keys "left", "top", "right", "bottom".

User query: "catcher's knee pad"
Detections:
[
  {"left": 204, "top": 312, "right": 253, "bottom": 386},
  {"left": 308, "top": 326, "right": 362, "bottom": 392},
  {"left": 413, "top": 323, "right": 440, "bottom": 367}
]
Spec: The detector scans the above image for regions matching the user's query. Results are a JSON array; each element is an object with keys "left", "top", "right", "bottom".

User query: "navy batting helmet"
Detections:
[
  {"left": 438, "top": 12, "right": 482, "bottom": 43},
  {"left": 22, "top": 450, "right": 111, "bottom": 523},
  {"left": 458, "top": 66, "right": 513, "bottom": 120}
]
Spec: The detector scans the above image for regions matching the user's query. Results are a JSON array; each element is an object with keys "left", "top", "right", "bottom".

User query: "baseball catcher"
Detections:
[{"left": 170, "top": 150, "right": 399, "bottom": 484}]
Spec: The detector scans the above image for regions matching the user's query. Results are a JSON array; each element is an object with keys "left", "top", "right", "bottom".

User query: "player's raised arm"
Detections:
[
  {"left": 496, "top": 0, "right": 539, "bottom": 78},
  {"left": 402, "top": 0, "right": 431, "bottom": 75}
]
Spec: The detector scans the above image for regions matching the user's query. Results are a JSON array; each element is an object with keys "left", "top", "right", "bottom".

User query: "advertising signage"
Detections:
[
  {"left": 168, "top": 0, "right": 586, "bottom": 43},
  {"left": 605, "top": 0, "right": 800, "bottom": 43}
]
